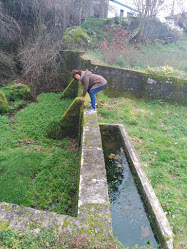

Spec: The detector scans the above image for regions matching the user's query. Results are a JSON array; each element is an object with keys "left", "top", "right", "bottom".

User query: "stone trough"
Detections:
[{"left": 100, "top": 123, "right": 173, "bottom": 248}]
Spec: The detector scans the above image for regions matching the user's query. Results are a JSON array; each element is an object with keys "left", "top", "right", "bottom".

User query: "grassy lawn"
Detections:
[
  {"left": 0, "top": 89, "right": 79, "bottom": 216},
  {"left": 96, "top": 92, "right": 187, "bottom": 248}
]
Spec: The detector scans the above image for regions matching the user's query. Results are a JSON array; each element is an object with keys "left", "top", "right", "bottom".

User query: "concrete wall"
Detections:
[{"left": 62, "top": 51, "right": 187, "bottom": 106}]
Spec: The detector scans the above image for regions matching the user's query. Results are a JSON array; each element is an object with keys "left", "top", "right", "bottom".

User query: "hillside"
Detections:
[
  {"left": 80, "top": 17, "right": 187, "bottom": 79},
  {"left": 81, "top": 17, "right": 178, "bottom": 49}
]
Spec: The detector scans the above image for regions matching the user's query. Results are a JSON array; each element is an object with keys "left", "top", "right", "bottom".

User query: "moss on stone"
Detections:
[
  {"left": 59, "top": 97, "right": 82, "bottom": 137},
  {"left": 61, "top": 78, "right": 78, "bottom": 99},
  {"left": 144, "top": 72, "right": 186, "bottom": 87},
  {"left": 62, "top": 203, "right": 113, "bottom": 246},
  {"left": 63, "top": 26, "right": 90, "bottom": 50},
  {"left": 10, "top": 83, "right": 31, "bottom": 100},
  {"left": 77, "top": 81, "right": 83, "bottom": 97},
  {"left": 0, "top": 90, "right": 8, "bottom": 114},
  {"left": 62, "top": 51, "right": 84, "bottom": 75},
  {"left": 46, "top": 120, "right": 64, "bottom": 140},
  {"left": 0, "top": 204, "right": 12, "bottom": 211},
  {"left": 62, "top": 219, "right": 71, "bottom": 229},
  {"left": 0, "top": 221, "right": 10, "bottom": 232},
  {"left": 29, "top": 223, "right": 41, "bottom": 230},
  {"left": 46, "top": 97, "right": 82, "bottom": 139}
]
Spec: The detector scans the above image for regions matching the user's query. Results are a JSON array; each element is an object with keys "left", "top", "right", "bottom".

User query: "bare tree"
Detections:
[
  {"left": 1, "top": 0, "right": 109, "bottom": 92},
  {"left": 19, "top": 30, "right": 64, "bottom": 93},
  {"left": 18, "top": 0, "right": 80, "bottom": 93},
  {"left": 0, "top": 2, "right": 21, "bottom": 42},
  {"left": 132, "top": 0, "right": 166, "bottom": 18},
  {"left": 171, "top": 0, "right": 186, "bottom": 14}
]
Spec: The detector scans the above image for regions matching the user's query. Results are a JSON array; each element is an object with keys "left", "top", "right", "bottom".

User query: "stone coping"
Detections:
[
  {"left": 100, "top": 123, "right": 173, "bottom": 249},
  {"left": 78, "top": 111, "right": 110, "bottom": 208},
  {"left": 0, "top": 202, "right": 69, "bottom": 234}
]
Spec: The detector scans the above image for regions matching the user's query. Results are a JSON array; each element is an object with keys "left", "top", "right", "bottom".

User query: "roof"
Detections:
[
  {"left": 165, "top": 12, "right": 187, "bottom": 20},
  {"left": 110, "top": 0, "right": 139, "bottom": 13}
]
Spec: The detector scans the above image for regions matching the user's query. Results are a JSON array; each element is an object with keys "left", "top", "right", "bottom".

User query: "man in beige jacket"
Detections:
[{"left": 72, "top": 69, "right": 107, "bottom": 112}]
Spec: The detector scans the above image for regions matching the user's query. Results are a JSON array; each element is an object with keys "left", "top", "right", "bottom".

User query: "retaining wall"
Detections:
[{"left": 62, "top": 50, "right": 187, "bottom": 106}]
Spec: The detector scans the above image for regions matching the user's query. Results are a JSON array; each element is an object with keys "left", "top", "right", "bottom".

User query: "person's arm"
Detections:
[{"left": 82, "top": 76, "right": 89, "bottom": 98}]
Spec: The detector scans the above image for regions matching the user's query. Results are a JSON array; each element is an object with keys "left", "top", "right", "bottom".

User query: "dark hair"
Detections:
[{"left": 71, "top": 69, "right": 82, "bottom": 79}]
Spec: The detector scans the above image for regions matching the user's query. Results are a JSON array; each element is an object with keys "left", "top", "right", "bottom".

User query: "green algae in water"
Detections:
[{"left": 101, "top": 128, "right": 160, "bottom": 248}]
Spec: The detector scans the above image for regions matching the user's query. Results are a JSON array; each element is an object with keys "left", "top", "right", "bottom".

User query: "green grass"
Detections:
[
  {"left": 84, "top": 36, "right": 187, "bottom": 79},
  {"left": 0, "top": 230, "right": 69, "bottom": 249},
  {"left": 0, "top": 89, "right": 79, "bottom": 216},
  {"left": 97, "top": 92, "right": 187, "bottom": 248},
  {"left": 0, "top": 229, "right": 157, "bottom": 249}
]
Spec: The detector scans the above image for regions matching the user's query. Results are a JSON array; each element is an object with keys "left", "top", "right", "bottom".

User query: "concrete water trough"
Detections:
[{"left": 100, "top": 123, "right": 173, "bottom": 249}]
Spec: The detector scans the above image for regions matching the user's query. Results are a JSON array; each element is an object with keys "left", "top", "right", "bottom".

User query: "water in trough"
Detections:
[{"left": 100, "top": 127, "right": 160, "bottom": 248}]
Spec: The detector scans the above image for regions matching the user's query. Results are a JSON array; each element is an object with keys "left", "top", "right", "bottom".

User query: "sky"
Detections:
[{"left": 118, "top": 0, "right": 187, "bottom": 21}]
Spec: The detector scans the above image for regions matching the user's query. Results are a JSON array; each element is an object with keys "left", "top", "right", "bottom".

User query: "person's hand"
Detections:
[
  {"left": 82, "top": 96, "right": 85, "bottom": 102},
  {"left": 81, "top": 102, "right": 85, "bottom": 110}
]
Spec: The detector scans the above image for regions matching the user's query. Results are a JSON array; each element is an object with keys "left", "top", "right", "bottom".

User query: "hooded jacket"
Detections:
[{"left": 80, "top": 70, "right": 107, "bottom": 97}]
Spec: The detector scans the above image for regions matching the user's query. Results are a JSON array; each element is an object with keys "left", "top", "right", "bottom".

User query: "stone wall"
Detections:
[{"left": 62, "top": 50, "right": 187, "bottom": 106}]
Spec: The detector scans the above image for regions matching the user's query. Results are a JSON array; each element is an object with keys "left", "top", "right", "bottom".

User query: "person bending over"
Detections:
[{"left": 71, "top": 69, "right": 107, "bottom": 112}]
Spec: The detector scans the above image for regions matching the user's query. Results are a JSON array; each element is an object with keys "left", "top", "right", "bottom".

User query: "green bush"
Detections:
[
  {"left": 147, "top": 65, "right": 176, "bottom": 75},
  {"left": 0, "top": 91, "right": 8, "bottom": 114},
  {"left": 62, "top": 26, "right": 90, "bottom": 49},
  {"left": 10, "top": 83, "right": 31, "bottom": 100}
]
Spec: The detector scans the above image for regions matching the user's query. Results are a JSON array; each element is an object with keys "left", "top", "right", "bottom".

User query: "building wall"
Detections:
[
  {"left": 108, "top": 0, "right": 135, "bottom": 18},
  {"left": 84, "top": 0, "right": 109, "bottom": 18},
  {"left": 93, "top": 0, "right": 109, "bottom": 17},
  {"left": 165, "top": 19, "right": 183, "bottom": 32},
  {"left": 165, "top": 12, "right": 187, "bottom": 33}
]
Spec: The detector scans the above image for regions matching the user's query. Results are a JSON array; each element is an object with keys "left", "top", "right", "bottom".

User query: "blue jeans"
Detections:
[{"left": 88, "top": 84, "right": 106, "bottom": 109}]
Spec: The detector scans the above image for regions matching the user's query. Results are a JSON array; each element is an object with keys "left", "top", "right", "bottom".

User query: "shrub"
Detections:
[
  {"left": 18, "top": 31, "right": 65, "bottom": 95},
  {"left": 147, "top": 65, "right": 175, "bottom": 75},
  {"left": 10, "top": 83, "right": 31, "bottom": 100},
  {"left": 0, "top": 90, "right": 8, "bottom": 114},
  {"left": 62, "top": 26, "right": 90, "bottom": 50}
]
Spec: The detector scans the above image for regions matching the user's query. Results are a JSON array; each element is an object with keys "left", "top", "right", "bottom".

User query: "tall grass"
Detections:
[{"left": 85, "top": 35, "right": 187, "bottom": 78}]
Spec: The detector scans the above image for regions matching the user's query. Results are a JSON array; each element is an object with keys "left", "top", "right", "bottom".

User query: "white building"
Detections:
[
  {"left": 108, "top": 0, "right": 138, "bottom": 18},
  {"left": 165, "top": 13, "right": 187, "bottom": 33}
]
